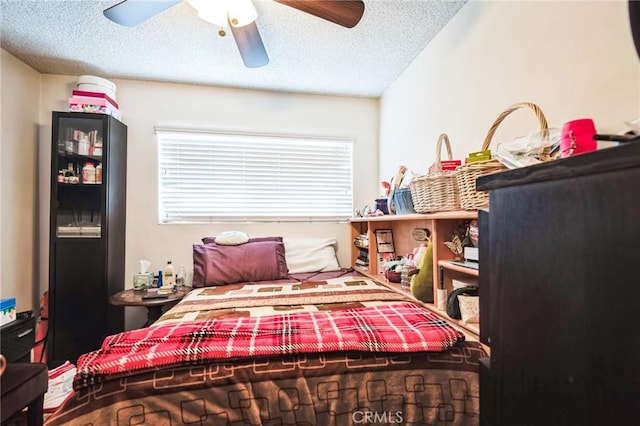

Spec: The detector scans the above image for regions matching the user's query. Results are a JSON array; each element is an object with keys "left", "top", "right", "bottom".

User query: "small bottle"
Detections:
[
  {"left": 157, "top": 270, "right": 163, "bottom": 288},
  {"left": 95, "top": 163, "right": 103, "bottom": 184},
  {"left": 163, "top": 260, "right": 175, "bottom": 287},
  {"left": 64, "top": 164, "right": 75, "bottom": 183},
  {"left": 176, "top": 265, "right": 186, "bottom": 288}
]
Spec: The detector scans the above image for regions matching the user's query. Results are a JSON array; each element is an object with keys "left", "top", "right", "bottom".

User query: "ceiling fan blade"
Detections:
[
  {"left": 104, "top": 0, "right": 181, "bottom": 27},
  {"left": 274, "top": 0, "right": 365, "bottom": 28},
  {"left": 229, "top": 21, "right": 269, "bottom": 68}
]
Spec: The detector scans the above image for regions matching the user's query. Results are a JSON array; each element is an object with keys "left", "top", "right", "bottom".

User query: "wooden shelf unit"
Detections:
[
  {"left": 349, "top": 210, "right": 479, "bottom": 337},
  {"left": 438, "top": 260, "right": 479, "bottom": 277}
]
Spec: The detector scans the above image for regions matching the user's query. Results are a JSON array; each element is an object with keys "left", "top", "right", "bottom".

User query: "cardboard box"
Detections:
[
  {"left": 466, "top": 150, "right": 492, "bottom": 164},
  {"left": 0, "top": 298, "right": 17, "bottom": 326},
  {"left": 464, "top": 246, "right": 479, "bottom": 262}
]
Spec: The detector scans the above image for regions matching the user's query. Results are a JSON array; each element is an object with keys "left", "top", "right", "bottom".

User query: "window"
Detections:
[{"left": 156, "top": 129, "right": 354, "bottom": 223}]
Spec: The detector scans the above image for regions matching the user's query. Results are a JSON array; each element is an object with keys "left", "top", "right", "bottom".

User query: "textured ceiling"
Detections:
[{"left": 0, "top": 0, "right": 467, "bottom": 98}]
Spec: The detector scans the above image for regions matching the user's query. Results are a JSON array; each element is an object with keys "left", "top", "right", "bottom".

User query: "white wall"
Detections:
[
  {"left": 380, "top": 0, "right": 640, "bottom": 181},
  {"left": 10, "top": 0, "right": 637, "bottom": 328},
  {"left": 37, "top": 75, "right": 379, "bottom": 328},
  {"left": 0, "top": 50, "right": 41, "bottom": 313}
]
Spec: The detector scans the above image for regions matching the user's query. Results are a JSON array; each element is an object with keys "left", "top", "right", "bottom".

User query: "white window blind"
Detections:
[{"left": 156, "top": 129, "right": 354, "bottom": 223}]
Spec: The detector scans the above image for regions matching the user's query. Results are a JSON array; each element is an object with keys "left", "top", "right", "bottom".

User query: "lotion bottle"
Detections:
[{"left": 164, "top": 260, "right": 175, "bottom": 287}]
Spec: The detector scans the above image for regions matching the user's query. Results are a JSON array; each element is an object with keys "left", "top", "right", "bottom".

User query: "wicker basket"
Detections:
[
  {"left": 410, "top": 133, "right": 461, "bottom": 213},
  {"left": 456, "top": 102, "right": 549, "bottom": 210}
]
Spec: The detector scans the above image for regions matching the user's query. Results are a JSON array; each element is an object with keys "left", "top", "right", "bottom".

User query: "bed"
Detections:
[{"left": 44, "top": 237, "right": 485, "bottom": 425}]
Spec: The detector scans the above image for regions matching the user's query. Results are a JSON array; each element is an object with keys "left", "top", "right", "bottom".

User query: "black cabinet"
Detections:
[
  {"left": 0, "top": 315, "right": 36, "bottom": 363},
  {"left": 477, "top": 142, "right": 640, "bottom": 425},
  {"left": 48, "top": 112, "right": 127, "bottom": 367}
]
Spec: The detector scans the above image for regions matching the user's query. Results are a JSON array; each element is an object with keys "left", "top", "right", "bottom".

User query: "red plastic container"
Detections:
[{"left": 560, "top": 118, "right": 597, "bottom": 158}]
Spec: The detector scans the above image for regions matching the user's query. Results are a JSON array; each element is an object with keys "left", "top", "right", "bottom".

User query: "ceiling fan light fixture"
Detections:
[
  {"left": 228, "top": 0, "right": 258, "bottom": 27},
  {"left": 102, "top": 0, "right": 365, "bottom": 70},
  {"left": 187, "top": 0, "right": 257, "bottom": 29}
]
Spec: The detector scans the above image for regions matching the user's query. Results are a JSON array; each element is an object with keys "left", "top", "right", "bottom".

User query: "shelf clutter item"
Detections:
[
  {"left": 410, "top": 133, "right": 461, "bottom": 213},
  {"left": 452, "top": 276, "right": 478, "bottom": 289},
  {"left": 436, "top": 288, "right": 448, "bottom": 311},
  {"left": 384, "top": 268, "right": 402, "bottom": 283},
  {"left": 457, "top": 294, "right": 480, "bottom": 324},
  {"left": 560, "top": 118, "right": 597, "bottom": 158},
  {"left": 76, "top": 75, "right": 117, "bottom": 100},
  {"left": 56, "top": 226, "right": 101, "bottom": 238},
  {"left": 82, "top": 162, "right": 96, "bottom": 184},
  {"left": 69, "top": 75, "right": 121, "bottom": 120},
  {"left": 391, "top": 187, "right": 415, "bottom": 214},
  {"left": 0, "top": 298, "right": 16, "bottom": 327},
  {"left": 44, "top": 361, "right": 76, "bottom": 413},
  {"left": 373, "top": 198, "right": 389, "bottom": 214},
  {"left": 354, "top": 233, "right": 368, "bottom": 249},
  {"left": 446, "top": 286, "right": 479, "bottom": 320},
  {"left": 494, "top": 128, "right": 562, "bottom": 169},
  {"left": 464, "top": 246, "right": 479, "bottom": 262},
  {"left": 386, "top": 165, "right": 416, "bottom": 215},
  {"left": 61, "top": 128, "right": 103, "bottom": 157},
  {"left": 354, "top": 233, "right": 369, "bottom": 268},
  {"left": 456, "top": 102, "right": 549, "bottom": 210}
]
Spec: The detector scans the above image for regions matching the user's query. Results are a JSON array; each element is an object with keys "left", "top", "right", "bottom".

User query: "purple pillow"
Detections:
[
  {"left": 201, "top": 236, "right": 283, "bottom": 245},
  {"left": 192, "top": 241, "right": 289, "bottom": 287}
]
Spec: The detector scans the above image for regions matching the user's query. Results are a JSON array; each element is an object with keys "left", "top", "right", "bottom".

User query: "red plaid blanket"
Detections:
[{"left": 74, "top": 302, "right": 463, "bottom": 390}]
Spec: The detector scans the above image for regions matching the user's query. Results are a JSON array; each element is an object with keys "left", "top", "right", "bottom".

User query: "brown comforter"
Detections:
[{"left": 45, "top": 273, "right": 485, "bottom": 425}]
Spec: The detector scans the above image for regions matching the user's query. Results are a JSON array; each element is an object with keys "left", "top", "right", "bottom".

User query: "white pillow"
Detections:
[
  {"left": 283, "top": 238, "right": 341, "bottom": 273},
  {"left": 214, "top": 230, "right": 250, "bottom": 245}
]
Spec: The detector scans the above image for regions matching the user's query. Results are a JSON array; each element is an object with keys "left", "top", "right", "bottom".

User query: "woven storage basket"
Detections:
[
  {"left": 456, "top": 102, "right": 549, "bottom": 210},
  {"left": 410, "top": 133, "right": 461, "bottom": 213}
]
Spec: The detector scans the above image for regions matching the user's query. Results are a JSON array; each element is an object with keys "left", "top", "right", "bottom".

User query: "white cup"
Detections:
[{"left": 437, "top": 289, "right": 448, "bottom": 311}]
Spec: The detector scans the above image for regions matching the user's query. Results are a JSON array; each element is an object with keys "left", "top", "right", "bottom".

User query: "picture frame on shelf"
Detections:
[{"left": 375, "top": 229, "right": 395, "bottom": 253}]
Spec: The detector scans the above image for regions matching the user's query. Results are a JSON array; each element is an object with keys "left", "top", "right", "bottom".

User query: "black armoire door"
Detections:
[
  {"left": 477, "top": 142, "right": 640, "bottom": 425},
  {"left": 48, "top": 112, "right": 127, "bottom": 367}
]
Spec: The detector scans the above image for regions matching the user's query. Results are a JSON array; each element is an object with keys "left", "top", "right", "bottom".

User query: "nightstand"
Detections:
[
  {"left": 1, "top": 363, "right": 48, "bottom": 426},
  {"left": 109, "top": 287, "right": 192, "bottom": 327},
  {"left": 1, "top": 313, "right": 36, "bottom": 363}
]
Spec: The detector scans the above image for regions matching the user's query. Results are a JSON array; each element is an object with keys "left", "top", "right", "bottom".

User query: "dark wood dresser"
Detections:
[
  {"left": 477, "top": 142, "right": 640, "bottom": 425},
  {"left": 1, "top": 314, "right": 36, "bottom": 363}
]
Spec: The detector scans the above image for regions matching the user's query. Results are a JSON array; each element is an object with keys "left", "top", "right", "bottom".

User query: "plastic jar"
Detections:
[{"left": 82, "top": 163, "right": 96, "bottom": 184}]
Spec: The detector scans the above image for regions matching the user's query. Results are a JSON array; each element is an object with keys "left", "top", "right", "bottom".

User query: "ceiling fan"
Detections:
[{"left": 103, "top": 0, "right": 365, "bottom": 68}]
